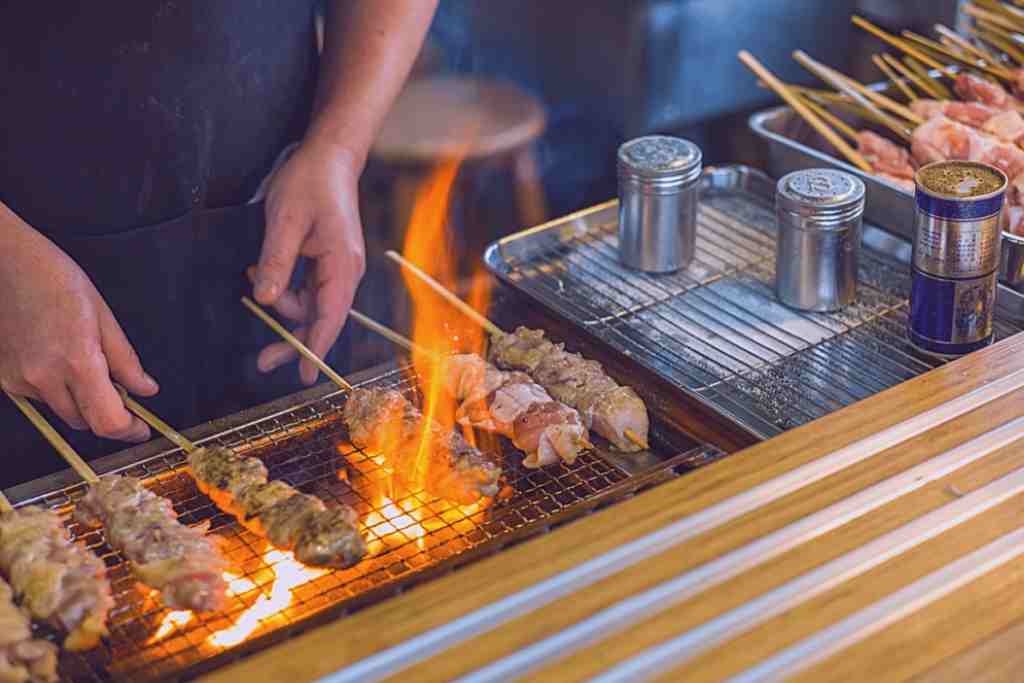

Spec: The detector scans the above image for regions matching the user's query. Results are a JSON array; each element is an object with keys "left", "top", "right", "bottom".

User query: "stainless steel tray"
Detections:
[
  {"left": 483, "top": 164, "right": 1024, "bottom": 439},
  {"left": 750, "top": 103, "right": 1024, "bottom": 308}
]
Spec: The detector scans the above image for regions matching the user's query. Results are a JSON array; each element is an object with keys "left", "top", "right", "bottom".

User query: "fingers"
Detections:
[
  {"left": 97, "top": 302, "right": 159, "bottom": 397},
  {"left": 255, "top": 204, "right": 309, "bottom": 305},
  {"left": 246, "top": 266, "right": 314, "bottom": 322},
  {"left": 302, "top": 276, "right": 353, "bottom": 386},
  {"left": 257, "top": 329, "right": 307, "bottom": 373},
  {"left": 67, "top": 350, "right": 150, "bottom": 443},
  {"left": 35, "top": 381, "right": 88, "bottom": 431}
]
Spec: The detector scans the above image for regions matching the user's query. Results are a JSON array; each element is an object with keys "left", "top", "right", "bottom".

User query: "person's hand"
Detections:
[
  {"left": 251, "top": 138, "right": 366, "bottom": 384},
  {"left": 0, "top": 207, "right": 157, "bottom": 441}
]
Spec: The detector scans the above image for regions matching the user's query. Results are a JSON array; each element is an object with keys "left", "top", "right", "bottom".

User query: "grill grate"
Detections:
[
  {"left": 488, "top": 182, "right": 1024, "bottom": 438},
  {"left": 20, "top": 368, "right": 709, "bottom": 683}
]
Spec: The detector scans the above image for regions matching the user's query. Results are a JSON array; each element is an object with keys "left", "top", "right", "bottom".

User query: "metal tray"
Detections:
[
  {"left": 483, "top": 164, "right": 1024, "bottom": 439},
  {"left": 750, "top": 103, "right": 1024, "bottom": 304}
]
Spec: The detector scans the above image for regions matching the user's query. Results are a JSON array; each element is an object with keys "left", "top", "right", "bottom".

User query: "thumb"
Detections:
[
  {"left": 98, "top": 303, "right": 159, "bottom": 397},
  {"left": 255, "top": 205, "right": 308, "bottom": 304}
]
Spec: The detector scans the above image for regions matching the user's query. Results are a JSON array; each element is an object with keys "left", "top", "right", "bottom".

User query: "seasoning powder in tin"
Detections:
[{"left": 909, "top": 161, "right": 1007, "bottom": 357}]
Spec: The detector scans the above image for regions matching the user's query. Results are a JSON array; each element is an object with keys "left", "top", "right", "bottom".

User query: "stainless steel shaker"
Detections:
[
  {"left": 617, "top": 135, "right": 702, "bottom": 273},
  {"left": 774, "top": 169, "right": 865, "bottom": 312}
]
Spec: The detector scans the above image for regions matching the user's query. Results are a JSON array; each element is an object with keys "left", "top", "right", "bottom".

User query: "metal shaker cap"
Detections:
[
  {"left": 617, "top": 136, "right": 703, "bottom": 188},
  {"left": 776, "top": 169, "right": 866, "bottom": 230}
]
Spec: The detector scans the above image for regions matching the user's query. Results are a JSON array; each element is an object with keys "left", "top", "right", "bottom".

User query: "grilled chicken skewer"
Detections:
[
  {"left": 349, "top": 310, "right": 592, "bottom": 468},
  {"left": 239, "top": 298, "right": 502, "bottom": 503},
  {"left": 8, "top": 394, "right": 228, "bottom": 612},
  {"left": 0, "top": 574, "right": 59, "bottom": 683},
  {"left": 343, "top": 388, "right": 502, "bottom": 502},
  {"left": 0, "top": 498, "right": 112, "bottom": 652},
  {"left": 383, "top": 251, "right": 651, "bottom": 452},
  {"left": 121, "top": 392, "right": 367, "bottom": 569}
]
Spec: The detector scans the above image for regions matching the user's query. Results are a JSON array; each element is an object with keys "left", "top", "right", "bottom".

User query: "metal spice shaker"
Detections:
[
  {"left": 774, "top": 169, "right": 866, "bottom": 312},
  {"left": 617, "top": 135, "right": 702, "bottom": 272}
]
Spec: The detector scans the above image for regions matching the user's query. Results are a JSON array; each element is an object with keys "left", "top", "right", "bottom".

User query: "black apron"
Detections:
[{"left": 0, "top": 2, "right": 350, "bottom": 486}]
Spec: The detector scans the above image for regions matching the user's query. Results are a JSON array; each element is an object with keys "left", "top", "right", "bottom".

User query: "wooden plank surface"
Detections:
[{"left": 200, "top": 334, "right": 1024, "bottom": 683}]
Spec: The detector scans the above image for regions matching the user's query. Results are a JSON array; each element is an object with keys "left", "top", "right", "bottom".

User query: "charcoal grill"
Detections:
[
  {"left": 7, "top": 361, "right": 717, "bottom": 683},
  {"left": 484, "top": 165, "right": 1024, "bottom": 438}
]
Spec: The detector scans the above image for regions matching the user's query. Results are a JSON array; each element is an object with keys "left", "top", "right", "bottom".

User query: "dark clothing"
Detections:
[{"left": 0, "top": 2, "right": 350, "bottom": 487}]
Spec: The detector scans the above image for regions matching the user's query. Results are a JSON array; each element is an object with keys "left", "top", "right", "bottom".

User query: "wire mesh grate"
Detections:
[
  {"left": 19, "top": 368, "right": 708, "bottom": 682},
  {"left": 490, "top": 189, "right": 1024, "bottom": 438}
]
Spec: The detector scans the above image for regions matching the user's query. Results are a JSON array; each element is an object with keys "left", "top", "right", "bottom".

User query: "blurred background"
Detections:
[{"left": 351, "top": 0, "right": 962, "bottom": 369}]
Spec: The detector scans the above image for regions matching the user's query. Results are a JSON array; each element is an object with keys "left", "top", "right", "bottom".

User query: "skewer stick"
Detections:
[
  {"left": 799, "top": 93, "right": 858, "bottom": 142},
  {"left": 241, "top": 296, "right": 353, "bottom": 390},
  {"left": 118, "top": 392, "right": 196, "bottom": 454},
  {"left": 974, "top": 25, "right": 1024, "bottom": 66},
  {"left": 385, "top": 251, "right": 647, "bottom": 451},
  {"left": 852, "top": 16, "right": 950, "bottom": 75},
  {"left": 872, "top": 54, "right": 919, "bottom": 101},
  {"left": 793, "top": 50, "right": 922, "bottom": 125},
  {"left": 737, "top": 51, "right": 873, "bottom": 172},
  {"left": 796, "top": 87, "right": 898, "bottom": 129},
  {"left": 881, "top": 54, "right": 944, "bottom": 99},
  {"left": 6, "top": 392, "right": 99, "bottom": 484},
  {"left": 348, "top": 309, "right": 435, "bottom": 358},
  {"left": 384, "top": 250, "right": 506, "bottom": 335},
  {"left": 0, "top": 492, "right": 13, "bottom": 515},
  {"left": 965, "top": 3, "right": 1024, "bottom": 35},
  {"left": 903, "top": 56, "right": 954, "bottom": 99},
  {"left": 936, "top": 24, "right": 1003, "bottom": 64},
  {"left": 790, "top": 51, "right": 915, "bottom": 143},
  {"left": 902, "top": 29, "right": 1014, "bottom": 79}
]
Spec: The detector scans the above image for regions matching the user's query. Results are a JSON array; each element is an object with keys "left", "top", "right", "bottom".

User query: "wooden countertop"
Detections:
[{"left": 202, "top": 333, "right": 1024, "bottom": 683}]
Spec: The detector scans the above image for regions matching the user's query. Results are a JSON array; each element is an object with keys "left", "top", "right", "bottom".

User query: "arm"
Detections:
[{"left": 253, "top": 0, "right": 439, "bottom": 383}]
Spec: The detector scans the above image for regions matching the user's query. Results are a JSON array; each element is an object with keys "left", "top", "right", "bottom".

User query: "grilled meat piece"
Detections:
[
  {"left": 447, "top": 354, "right": 589, "bottom": 467},
  {"left": 74, "top": 477, "right": 227, "bottom": 612},
  {"left": 189, "top": 447, "right": 366, "bottom": 568},
  {"left": 489, "top": 327, "right": 650, "bottom": 452},
  {"left": 0, "top": 507, "right": 112, "bottom": 651},
  {"left": 0, "top": 577, "right": 58, "bottom": 683},
  {"left": 343, "top": 388, "right": 501, "bottom": 503}
]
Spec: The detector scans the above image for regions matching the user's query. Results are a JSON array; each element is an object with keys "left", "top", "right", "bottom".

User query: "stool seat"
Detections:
[{"left": 371, "top": 76, "right": 546, "bottom": 163}]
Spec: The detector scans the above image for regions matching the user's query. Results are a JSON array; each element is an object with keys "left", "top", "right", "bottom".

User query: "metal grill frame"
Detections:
[
  {"left": 11, "top": 365, "right": 714, "bottom": 683},
  {"left": 484, "top": 165, "right": 1024, "bottom": 438}
]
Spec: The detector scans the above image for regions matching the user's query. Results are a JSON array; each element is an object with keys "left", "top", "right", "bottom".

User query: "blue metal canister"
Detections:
[{"left": 909, "top": 160, "right": 1007, "bottom": 358}]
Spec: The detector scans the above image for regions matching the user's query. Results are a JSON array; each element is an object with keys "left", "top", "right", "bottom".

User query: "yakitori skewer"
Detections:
[
  {"left": 972, "top": 23, "right": 1024, "bottom": 66},
  {"left": 0, "top": 459, "right": 112, "bottom": 653},
  {"left": 965, "top": 2, "right": 1024, "bottom": 36},
  {"left": 348, "top": 309, "right": 592, "bottom": 468},
  {"left": 0, "top": 573, "right": 59, "bottom": 683},
  {"left": 853, "top": 15, "right": 952, "bottom": 74},
  {"left": 738, "top": 50, "right": 873, "bottom": 172},
  {"left": 383, "top": 250, "right": 651, "bottom": 452},
  {"left": 880, "top": 53, "right": 945, "bottom": 100},
  {"left": 121, "top": 388, "right": 367, "bottom": 568},
  {"left": 902, "top": 28, "right": 1014, "bottom": 80},
  {"left": 8, "top": 392, "right": 228, "bottom": 612},
  {"left": 936, "top": 23, "right": 1005, "bottom": 65},
  {"left": 241, "top": 297, "right": 501, "bottom": 504},
  {"left": 872, "top": 54, "right": 919, "bottom": 102}
]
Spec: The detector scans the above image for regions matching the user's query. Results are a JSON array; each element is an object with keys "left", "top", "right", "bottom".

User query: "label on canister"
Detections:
[{"left": 908, "top": 268, "right": 997, "bottom": 356}]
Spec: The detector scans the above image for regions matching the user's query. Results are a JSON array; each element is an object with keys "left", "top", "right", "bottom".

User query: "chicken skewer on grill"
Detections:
[
  {"left": 383, "top": 251, "right": 651, "bottom": 453},
  {"left": 0, "top": 493, "right": 112, "bottom": 652},
  {"left": 239, "top": 298, "right": 502, "bottom": 504},
  {"left": 348, "top": 310, "right": 592, "bottom": 468},
  {"left": 8, "top": 394, "right": 228, "bottom": 612},
  {"left": 0, "top": 572, "right": 59, "bottom": 683},
  {"left": 120, "top": 391, "right": 367, "bottom": 569}
]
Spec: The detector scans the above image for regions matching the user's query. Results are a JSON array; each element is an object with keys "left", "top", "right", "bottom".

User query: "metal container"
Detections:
[
  {"left": 774, "top": 168, "right": 865, "bottom": 312},
  {"left": 617, "top": 135, "right": 702, "bottom": 272},
  {"left": 909, "top": 160, "right": 1007, "bottom": 358}
]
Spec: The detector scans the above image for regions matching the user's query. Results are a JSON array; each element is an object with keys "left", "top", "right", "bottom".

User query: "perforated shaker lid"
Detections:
[
  {"left": 617, "top": 135, "right": 702, "bottom": 184},
  {"left": 775, "top": 169, "right": 866, "bottom": 229}
]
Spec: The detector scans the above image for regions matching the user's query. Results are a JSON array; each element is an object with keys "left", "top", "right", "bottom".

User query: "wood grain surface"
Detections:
[{"left": 200, "top": 334, "right": 1024, "bottom": 683}]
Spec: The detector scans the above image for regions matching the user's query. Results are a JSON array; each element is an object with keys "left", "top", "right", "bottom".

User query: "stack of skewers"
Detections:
[{"left": 741, "top": 8, "right": 1024, "bottom": 237}]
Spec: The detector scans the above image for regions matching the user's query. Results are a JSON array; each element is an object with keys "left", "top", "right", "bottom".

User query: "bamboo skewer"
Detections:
[
  {"left": 873, "top": 54, "right": 920, "bottom": 101},
  {"left": 791, "top": 51, "right": 915, "bottom": 142},
  {"left": 965, "top": 3, "right": 1024, "bottom": 36},
  {"left": 852, "top": 15, "right": 951, "bottom": 75},
  {"left": 974, "top": 25, "right": 1024, "bottom": 66},
  {"left": 796, "top": 87, "right": 901, "bottom": 130},
  {"left": 738, "top": 51, "right": 873, "bottom": 172},
  {"left": 7, "top": 392, "right": 99, "bottom": 484},
  {"left": 241, "top": 297, "right": 354, "bottom": 391},
  {"left": 903, "top": 55, "right": 954, "bottom": 99},
  {"left": 118, "top": 391, "right": 196, "bottom": 454},
  {"left": 799, "top": 93, "right": 859, "bottom": 142},
  {"left": 384, "top": 250, "right": 648, "bottom": 451},
  {"left": 902, "top": 29, "right": 1014, "bottom": 79},
  {"left": 882, "top": 53, "right": 944, "bottom": 99},
  {"left": 936, "top": 23, "right": 1005, "bottom": 64},
  {"left": 794, "top": 50, "right": 923, "bottom": 124},
  {"left": 348, "top": 310, "right": 434, "bottom": 358},
  {"left": 0, "top": 492, "right": 13, "bottom": 515}
]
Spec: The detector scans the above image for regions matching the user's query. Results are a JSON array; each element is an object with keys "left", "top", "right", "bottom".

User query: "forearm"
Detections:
[{"left": 306, "top": 0, "right": 439, "bottom": 168}]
